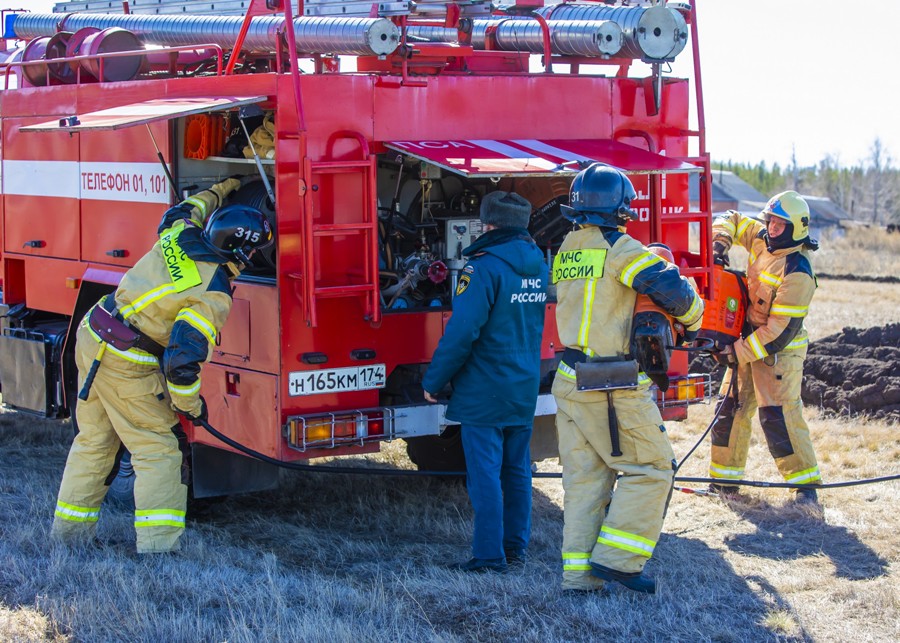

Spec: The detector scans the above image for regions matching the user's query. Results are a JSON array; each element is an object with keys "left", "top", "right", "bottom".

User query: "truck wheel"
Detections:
[{"left": 405, "top": 426, "right": 467, "bottom": 473}]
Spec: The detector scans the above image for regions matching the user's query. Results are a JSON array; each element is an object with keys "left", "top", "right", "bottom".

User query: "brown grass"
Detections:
[
  {"left": 805, "top": 279, "right": 900, "bottom": 340},
  {"left": 815, "top": 227, "right": 900, "bottom": 277},
  {"left": 1, "top": 406, "right": 897, "bottom": 642}
]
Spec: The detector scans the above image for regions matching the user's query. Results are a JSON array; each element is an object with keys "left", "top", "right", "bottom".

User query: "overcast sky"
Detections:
[{"left": 3, "top": 0, "right": 899, "bottom": 169}]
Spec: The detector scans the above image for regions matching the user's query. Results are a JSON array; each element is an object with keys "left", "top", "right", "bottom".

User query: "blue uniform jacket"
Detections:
[{"left": 423, "top": 228, "right": 548, "bottom": 426}]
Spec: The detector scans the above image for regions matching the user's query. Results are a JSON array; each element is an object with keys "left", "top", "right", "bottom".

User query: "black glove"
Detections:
[
  {"left": 681, "top": 327, "right": 699, "bottom": 345},
  {"left": 713, "top": 345, "right": 736, "bottom": 367},
  {"left": 713, "top": 240, "right": 730, "bottom": 267},
  {"left": 182, "top": 396, "right": 208, "bottom": 426}
]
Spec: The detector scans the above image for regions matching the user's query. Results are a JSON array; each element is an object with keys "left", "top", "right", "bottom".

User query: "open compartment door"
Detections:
[
  {"left": 19, "top": 95, "right": 267, "bottom": 132},
  {"left": 385, "top": 139, "right": 702, "bottom": 178}
]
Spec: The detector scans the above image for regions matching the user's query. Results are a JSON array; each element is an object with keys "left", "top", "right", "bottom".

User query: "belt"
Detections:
[
  {"left": 561, "top": 347, "right": 634, "bottom": 368},
  {"left": 100, "top": 295, "right": 166, "bottom": 358}
]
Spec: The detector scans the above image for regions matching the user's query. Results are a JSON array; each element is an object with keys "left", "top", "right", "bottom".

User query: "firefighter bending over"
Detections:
[
  {"left": 708, "top": 191, "right": 821, "bottom": 505},
  {"left": 552, "top": 164, "right": 704, "bottom": 594},
  {"left": 51, "top": 178, "right": 272, "bottom": 554}
]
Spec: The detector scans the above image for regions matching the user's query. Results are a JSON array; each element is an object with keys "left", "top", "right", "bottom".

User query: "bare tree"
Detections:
[{"left": 867, "top": 137, "right": 895, "bottom": 224}]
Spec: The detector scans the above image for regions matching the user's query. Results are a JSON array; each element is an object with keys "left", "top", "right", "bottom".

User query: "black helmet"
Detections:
[
  {"left": 202, "top": 204, "right": 273, "bottom": 268},
  {"left": 560, "top": 163, "right": 638, "bottom": 228}
]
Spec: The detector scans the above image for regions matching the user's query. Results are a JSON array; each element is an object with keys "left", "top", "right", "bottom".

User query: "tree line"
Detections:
[{"left": 714, "top": 138, "right": 899, "bottom": 225}]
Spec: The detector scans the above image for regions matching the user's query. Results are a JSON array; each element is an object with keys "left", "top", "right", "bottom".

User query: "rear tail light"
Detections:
[
  {"left": 286, "top": 409, "right": 393, "bottom": 451},
  {"left": 654, "top": 374, "right": 713, "bottom": 408}
]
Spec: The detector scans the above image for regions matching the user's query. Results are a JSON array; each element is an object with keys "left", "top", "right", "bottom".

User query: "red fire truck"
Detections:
[{"left": 0, "top": 0, "right": 713, "bottom": 496}]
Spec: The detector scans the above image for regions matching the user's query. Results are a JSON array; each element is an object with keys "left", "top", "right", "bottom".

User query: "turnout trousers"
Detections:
[
  {"left": 552, "top": 377, "right": 675, "bottom": 591},
  {"left": 51, "top": 320, "right": 188, "bottom": 553},
  {"left": 709, "top": 348, "right": 820, "bottom": 486},
  {"left": 460, "top": 423, "right": 533, "bottom": 562}
]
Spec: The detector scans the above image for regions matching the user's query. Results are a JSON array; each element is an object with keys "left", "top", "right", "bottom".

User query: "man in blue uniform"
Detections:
[{"left": 423, "top": 191, "right": 548, "bottom": 573}]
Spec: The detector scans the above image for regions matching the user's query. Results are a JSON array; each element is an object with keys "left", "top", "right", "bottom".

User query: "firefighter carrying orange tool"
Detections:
[{"left": 706, "top": 191, "right": 822, "bottom": 505}]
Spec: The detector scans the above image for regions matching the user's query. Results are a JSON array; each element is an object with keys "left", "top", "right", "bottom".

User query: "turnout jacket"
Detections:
[
  {"left": 713, "top": 210, "right": 817, "bottom": 364},
  {"left": 554, "top": 226, "right": 703, "bottom": 363},
  {"left": 423, "top": 228, "right": 548, "bottom": 426},
  {"left": 104, "top": 178, "right": 240, "bottom": 417}
]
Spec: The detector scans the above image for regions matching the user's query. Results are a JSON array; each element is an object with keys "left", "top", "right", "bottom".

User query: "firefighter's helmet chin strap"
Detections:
[{"left": 225, "top": 261, "right": 243, "bottom": 279}]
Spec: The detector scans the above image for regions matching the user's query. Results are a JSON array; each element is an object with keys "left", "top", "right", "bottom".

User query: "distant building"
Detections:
[
  {"left": 689, "top": 169, "right": 767, "bottom": 214},
  {"left": 689, "top": 170, "right": 857, "bottom": 238}
]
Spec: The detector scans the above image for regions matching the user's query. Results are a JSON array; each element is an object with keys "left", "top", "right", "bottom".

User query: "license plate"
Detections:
[{"left": 288, "top": 364, "right": 386, "bottom": 397}]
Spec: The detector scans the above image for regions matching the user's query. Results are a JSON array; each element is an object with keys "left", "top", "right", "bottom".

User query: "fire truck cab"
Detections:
[{"left": 0, "top": 0, "right": 714, "bottom": 496}]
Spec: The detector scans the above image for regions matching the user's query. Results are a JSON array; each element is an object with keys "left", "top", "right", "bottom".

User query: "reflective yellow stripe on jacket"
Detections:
[
  {"left": 175, "top": 308, "right": 218, "bottom": 345},
  {"left": 619, "top": 251, "right": 662, "bottom": 288}
]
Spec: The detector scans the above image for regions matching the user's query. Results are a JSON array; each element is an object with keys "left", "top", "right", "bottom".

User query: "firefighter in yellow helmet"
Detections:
[
  {"left": 51, "top": 178, "right": 272, "bottom": 554},
  {"left": 552, "top": 164, "right": 704, "bottom": 594},
  {"left": 708, "top": 191, "right": 821, "bottom": 504}
]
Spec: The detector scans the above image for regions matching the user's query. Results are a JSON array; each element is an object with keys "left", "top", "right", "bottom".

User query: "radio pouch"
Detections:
[
  {"left": 574, "top": 358, "right": 639, "bottom": 392},
  {"left": 88, "top": 305, "right": 140, "bottom": 352}
]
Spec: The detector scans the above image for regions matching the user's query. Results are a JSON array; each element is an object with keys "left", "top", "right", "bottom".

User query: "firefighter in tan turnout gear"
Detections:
[
  {"left": 708, "top": 191, "right": 822, "bottom": 504},
  {"left": 552, "top": 164, "right": 704, "bottom": 594},
  {"left": 51, "top": 178, "right": 272, "bottom": 554}
]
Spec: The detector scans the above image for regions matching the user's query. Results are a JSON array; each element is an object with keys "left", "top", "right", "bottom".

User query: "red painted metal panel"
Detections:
[
  {"left": 22, "top": 256, "right": 81, "bottom": 315},
  {"left": 20, "top": 96, "right": 267, "bottom": 132},
  {"left": 5, "top": 196, "right": 81, "bottom": 259},
  {"left": 373, "top": 75, "right": 614, "bottom": 142},
  {"left": 212, "top": 282, "right": 280, "bottom": 374},
  {"left": 199, "top": 365, "right": 281, "bottom": 458},
  {"left": 79, "top": 121, "right": 172, "bottom": 266},
  {"left": 3, "top": 117, "right": 81, "bottom": 259},
  {"left": 384, "top": 138, "right": 699, "bottom": 178}
]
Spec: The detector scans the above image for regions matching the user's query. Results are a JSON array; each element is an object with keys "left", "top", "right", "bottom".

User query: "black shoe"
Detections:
[
  {"left": 448, "top": 558, "right": 508, "bottom": 574},
  {"left": 590, "top": 563, "right": 656, "bottom": 594},
  {"left": 504, "top": 549, "right": 527, "bottom": 568},
  {"left": 708, "top": 483, "right": 740, "bottom": 499},
  {"left": 795, "top": 488, "right": 820, "bottom": 505}
]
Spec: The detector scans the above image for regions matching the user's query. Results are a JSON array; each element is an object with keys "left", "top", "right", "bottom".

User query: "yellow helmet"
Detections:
[{"left": 761, "top": 190, "right": 810, "bottom": 243}]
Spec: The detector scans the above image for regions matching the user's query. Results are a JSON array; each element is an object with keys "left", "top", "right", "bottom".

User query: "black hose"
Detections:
[
  {"left": 197, "top": 418, "right": 899, "bottom": 489},
  {"left": 675, "top": 363, "right": 736, "bottom": 472}
]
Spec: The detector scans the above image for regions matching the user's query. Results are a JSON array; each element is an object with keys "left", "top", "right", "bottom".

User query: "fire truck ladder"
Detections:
[
  {"left": 662, "top": 155, "right": 713, "bottom": 299},
  {"left": 301, "top": 131, "right": 381, "bottom": 327}
]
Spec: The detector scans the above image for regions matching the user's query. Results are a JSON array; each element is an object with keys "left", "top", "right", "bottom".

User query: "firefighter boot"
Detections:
[
  {"left": 708, "top": 482, "right": 741, "bottom": 499},
  {"left": 590, "top": 563, "right": 656, "bottom": 594},
  {"left": 795, "top": 487, "right": 819, "bottom": 505}
]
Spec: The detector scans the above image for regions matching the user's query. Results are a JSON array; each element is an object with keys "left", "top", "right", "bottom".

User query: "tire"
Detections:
[{"left": 405, "top": 426, "right": 467, "bottom": 473}]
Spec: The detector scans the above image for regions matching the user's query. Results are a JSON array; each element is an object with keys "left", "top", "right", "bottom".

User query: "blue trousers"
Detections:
[{"left": 460, "top": 423, "right": 533, "bottom": 561}]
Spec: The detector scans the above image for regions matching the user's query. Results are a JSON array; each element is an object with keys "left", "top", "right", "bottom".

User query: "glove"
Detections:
[
  {"left": 680, "top": 326, "right": 699, "bottom": 345},
  {"left": 713, "top": 240, "right": 730, "bottom": 267},
  {"left": 180, "top": 396, "right": 208, "bottom": 426},
  {"left": 713, "top": 344, "right": 736, "bottom": 367}
]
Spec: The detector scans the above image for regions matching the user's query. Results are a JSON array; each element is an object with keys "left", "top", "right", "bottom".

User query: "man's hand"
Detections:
[
  {"left": 179, "top": 396, "right": 208, "bottom": 426},
  {"left": 679, "top": 326, "right": 699, "bottom": 345},
  {"left": 423, "top": 390, "right": 437, "bottom": 403},
  {"left": 713, "top": 240, "right": 730, "bottom": 267},
  {"left": 713, "top": 344, "right": 737, "bottom": 367}
]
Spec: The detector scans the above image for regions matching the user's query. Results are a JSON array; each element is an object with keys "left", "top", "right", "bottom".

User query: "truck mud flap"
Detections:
[{"left": 0, "top": 323, "right": 68, "bottom": 417}]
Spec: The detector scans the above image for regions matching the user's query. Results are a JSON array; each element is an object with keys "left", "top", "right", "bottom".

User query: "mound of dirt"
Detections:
[
  {"left": 689, "top": 324, "right": 900, "bottom": 422},
  {"left": 803, "top": 324, "right": 900, "bottom": 421}
]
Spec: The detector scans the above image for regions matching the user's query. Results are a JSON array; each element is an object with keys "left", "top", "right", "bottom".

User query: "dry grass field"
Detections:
[{"left": 0, "top": 242, "right": 898, "bottom": 641}]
